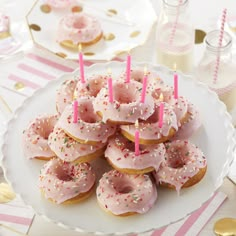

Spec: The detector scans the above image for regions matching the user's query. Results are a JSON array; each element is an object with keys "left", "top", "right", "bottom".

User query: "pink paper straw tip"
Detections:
[{"left": 73, "top": 100, "right": 78, "bottom": 123}]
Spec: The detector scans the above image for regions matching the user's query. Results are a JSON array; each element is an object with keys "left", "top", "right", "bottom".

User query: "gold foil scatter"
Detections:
[
  {"left": 214, "top": 218, "right": 236, "bottom": 236},
  {"left": 0, "top": 183, "right": 16, "bottom": 203},
  {"left": 195, "top": 29, "right": 206, "bottom": 44},
  {"left": 29, "top": 24, "right": 41, "bottom": 31},
  {"left": 107, "top": 9, "right": 117, "bottom": 16},
  {"left": 55, "top": 52, "right": 67, "bottom": 58},
  {"left": 103, "top": 33, "right": 115, "bottom": 41},
  {"left": 71, "top": 5, "right": 83, "bottom": 13},
  {"left": 84, "top": 52, "right": 95, "bottom": 56},
  {"left": 14, "top": 82, "right": 25, "bottom": 90},
  {"left": 130, "top": 31, "right": 140, "bottom": 38},
  {"left": 0, "top": 32, "right": 11, "bottom": 39},
  {"left": 40, "top": 4, "right": 51, "bottom": 13}
]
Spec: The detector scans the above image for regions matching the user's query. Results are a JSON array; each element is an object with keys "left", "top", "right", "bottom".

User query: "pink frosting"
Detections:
[
  {"left": 22, "top": 114, "right": 58, "bottom": 159},
  {"left": 48, "top": 126, "right": 106, "bottom": 162},
  {"left": 93, "top": 80, "right": 155, "bottom": 123},
  {"left": 57, "top": 13, "right": 102, "bottom": 44},
  {"left": 96, "top": 170, "right": 157, "bottom": 215},
  {"left": 120, "top": 102, "right": 178, "bottom": 141},
  {"left": 0, "top": 13, "right": 9, "bottom": 33},
  {"left": 105, "top": 134, "right": 165, "bottom": 171},
  {"left": 171, "top": 103, "right": 201, "bottom": 140},
  {"left": 57, "top": 97, "right": 116, "bottom": 143},
  {"left": 75, "top": 74, "right": 108, "bottom": 98},
  {"left": 153, "top": 140, "right": 207, "bottom": 194},
  {"left": 39, "top": 159, "right": 95, "bottom": 204},
  {"left": 56, "top": 79, "right": 77, "bottom": 114},
  {"left": 46, "top": 0, "right": 75, "bottom": 8}
]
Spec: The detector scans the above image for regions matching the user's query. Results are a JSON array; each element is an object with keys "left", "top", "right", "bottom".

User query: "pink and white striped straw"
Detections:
[
  {"left": 213, "top": 8, "right": 227, "bottom": 84},
  {"left": 168, "top": 0, "right": 183, "bottom": 45}
]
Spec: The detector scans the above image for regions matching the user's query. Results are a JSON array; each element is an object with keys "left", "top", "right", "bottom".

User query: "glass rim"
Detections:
[
  {"left": 162, "top": 0, "right": 188, "bottom": 8},
  {"left": 205, "top": 30, "right": 232, "bottom": 51}
]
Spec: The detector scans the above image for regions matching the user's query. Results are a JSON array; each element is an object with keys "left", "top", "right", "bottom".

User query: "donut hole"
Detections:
[
  {"left": 113, "top": 84, "right": 138, "bottom": 104},
  {"left": 55, "top": 166, "right": 73, "bottom": 181},
  {"left": 78, "top": 100, "right": 100, "bottom": 123},
  {"left": 143, "top": 105, "right": 159, "bottom": 123},
  {"left": 116, "top": 184, "right": 133, "bottom": 194},
  {"left": 73, "top": 17, "right": 87, "bottom": 29},
  {"left": 87, "top": 76, "right": 106, "bottom": 97},
  {"left": 152, "top": 86, "right": 173, "bottom": 102},
  {"left": 166, "top": 145, "right": 189, "bottom": 169}
]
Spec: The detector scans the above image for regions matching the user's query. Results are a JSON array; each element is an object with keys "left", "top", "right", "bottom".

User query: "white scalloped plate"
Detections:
[
  {"left": 2, "top": 62, "right": 235, "bottom": 235},
  {"left": 26, "top": 0, "right": 157, "bottom": 61}
]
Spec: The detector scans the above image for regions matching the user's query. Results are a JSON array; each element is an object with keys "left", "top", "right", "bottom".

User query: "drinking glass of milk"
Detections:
[
  {"left": 196, "top": 30, "right": 236, "bottom": 125},
  {"left": 156, "top": 0, "right": 194, "bottom": 73}
]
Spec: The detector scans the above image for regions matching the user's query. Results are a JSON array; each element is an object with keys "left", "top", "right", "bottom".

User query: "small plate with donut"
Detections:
[
  {"left": 26, "top": 0, "right": 157, "bottom": 61},
  {"left": 1, "top": 61, "right": 235, "bottom": 235}
]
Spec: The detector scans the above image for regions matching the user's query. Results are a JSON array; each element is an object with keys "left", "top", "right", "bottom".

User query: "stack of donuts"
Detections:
[{"left": 22, "top": 67, "right": 207, "bottom": 216}]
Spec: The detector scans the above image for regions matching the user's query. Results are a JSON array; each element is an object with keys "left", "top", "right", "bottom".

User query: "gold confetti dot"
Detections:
[
  {"left": 14, "top": 82, "right": 25, "bottom": 90},
  {"left": 107, "top": 9, "right": 117, "bottom": 16},
  {"left": 29, "top": 24, "right": 41, "bottom": 31},
  {"left": 103, "top": 33, "right": 115, "bottom": 41},
  {"left": 84, "top": 52, "right": 95, "bottom": 56},
  {"left": 55, "top": 52, "right": 67, "bottom": 58},
  {"left": 40, "top": 4, "right": 51, "bottom": 13},
  {"left": 130, "top": 31, "right": 140, "bottom": 38},
  {"left": 195, "top": 29, "right": 206, "bottom": 44},
  {"left": 71, "top": 5, "right": 83, "bottom": 13}
]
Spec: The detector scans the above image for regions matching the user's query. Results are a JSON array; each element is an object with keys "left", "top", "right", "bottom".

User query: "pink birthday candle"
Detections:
[
  {"left": 126, "top": 53, "right": 131, "bottom": 83},
  {"left": 174, "top": 73, "right": 178, "bottom": 99},
  {"left": 134, "top": 120, "right": 140, "bottom": 156},
  {"left": 140, "top": 66, "right": 148, "bottom": 103},
  {"left": 78, "top": 44, "right": 85, "bottom": 84},
  {"left": 158, "top": 102, "right": 164, "bottom": 128},
  {"left": 107, "top": 70, "right": 113, "bottom": 103},
  {"left": 73, "top": 100, "right": 78, "bottom": 123}
]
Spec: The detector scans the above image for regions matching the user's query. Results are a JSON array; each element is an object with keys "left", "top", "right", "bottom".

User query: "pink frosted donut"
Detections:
[
  {"left": 105, "top": 134, "right": 165, "bottom": 174},
  {"left": 120, "top": 102, "right": 178, "bottom": 144},
  {"left": 152, "top": 86, "right": 188, "bottom": 126},
  {"left": 22, "top": 114, "right": 58, "bottom": 160},
  {"left": 75, "top": 74, "right": 107, "bottom": 98},
  {"left": 96, "top": 170, "right": 157, "bottom": 216},
  {"left": 56, "top": 79, "right": 77, "bottom": 114},
  {"left": 153, "top": 140, "right": 207, "bottom": 194},
  {"left": 46, "top": 0, "right": 75, "bottom": 8},
  {"left": 93, "top": 80, "right": 155, "bottom": 124},
  {"left": 171, "top": 103, "right": 201, "bottom": 140},
  {"left": 48, "top": 127, "right": 106, "bottom": 163},
  {"left": 57, "top": 13, "right": 103, "bottom": 48},
  {"left": 57, "top": 97, "right": 116, "bottom": 144},
  {"left": 39, "top": 159, "right": 95, "bottom": 204}
]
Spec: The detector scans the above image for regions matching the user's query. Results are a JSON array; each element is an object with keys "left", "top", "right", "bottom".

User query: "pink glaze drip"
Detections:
[
  {"left": 22, "top": 114, "right": 58, "bottom": 159},
  {"left": 93, "top": 80, "right": 155, "bottom": 123},
  {"left": 171, "top": 103, "right": 201, "bottom": 140},
  {"left": 153, "top": 140, "right": 207, "bottom": 194},
  {"left": 0, "top": 13, "right": 9, "bottom": 33},
  {"left": 57, "top": 13, "right": 102, "bottom": 44},
  {"left": 48, "top": 127, "right": 106, "bottom": 162},
  {"left": 120, "top": 102, "right": 178, "bottom": 140},
  {"left": 39, "top": 159, "right": 95, "bottom": 204},
  {"left": 96, "top": 170, "right": 157, "bottom": 215},
  {"left": 105, "top": 134, "right": 166, "bottom": 171},
  {"left": 56, "top": 79, "right": 77, "bottom": 114},
  {"left": 57, "top": 97, "right": 116, "bottom": 143}
]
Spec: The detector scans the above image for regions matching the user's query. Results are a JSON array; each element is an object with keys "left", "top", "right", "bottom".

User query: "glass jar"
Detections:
[
  {"left": 156, "top": 0, "right": 194, "bottom": 73},
  {"left": 197, "top": 30, "right": 236, "bottom": 117}
]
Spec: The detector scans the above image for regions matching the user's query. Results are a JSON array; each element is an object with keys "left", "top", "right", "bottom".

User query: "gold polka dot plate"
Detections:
[{"left": 26, "top": 0, "right": 157, "bottom": 61}]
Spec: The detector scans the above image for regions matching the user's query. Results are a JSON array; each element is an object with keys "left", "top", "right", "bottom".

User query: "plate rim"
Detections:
[{"left": 2, "top": 61, "right": 236, "bottom": 235}]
